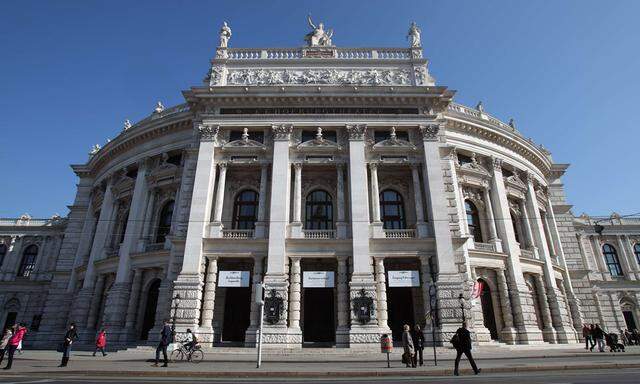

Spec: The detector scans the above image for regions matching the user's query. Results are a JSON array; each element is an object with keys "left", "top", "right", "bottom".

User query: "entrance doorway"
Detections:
[
  {"left": 478, "top": 279, "right": 498, "bottom": 340},
  {"left": 623, "top": 311, "right": 637, "bottom": 330},
  {"left": 302, "top": 288, "right": 335, "bottom": 344},
  {"left": 221, "top": 287, "right": 251, "bottom": 343},
  {"left": 140, "top": 279, "right": 160, "bottom": 340},
  {"left": 3, "top": 312, "right": 17, "bottom": 331},
  {"left": 387, "top": 287, "right": 415, "bottom": 343}
]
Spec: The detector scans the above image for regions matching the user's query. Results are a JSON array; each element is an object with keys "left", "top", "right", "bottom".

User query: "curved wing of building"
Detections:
[{"left": 2, "top": 22, "right": 637, "bottom": 349}]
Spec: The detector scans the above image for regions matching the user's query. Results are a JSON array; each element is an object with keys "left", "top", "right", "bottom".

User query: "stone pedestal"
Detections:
[
  {"left": 290, "top": 222, "right": 303, "bottom": 239},
  {"left": 371, "top": 222, "right": 384, "bottom": 239},
  {"left": 71, "top": 288, "right": 96, "bottom": 343},
  {"left": 171, "top": 273, "right": 204, "bottom": 332},
  {"left": 209, "top": 222, "right": 223, "bottom": 238},
  {"left": 102, "top": 282, "right": 132, "bottom": 342},
  {"left": 261, "top": 273, "right": 300, "bottom": 347},
  {"left": 348, "top": 274, "right": 380, "bottom": 349}
]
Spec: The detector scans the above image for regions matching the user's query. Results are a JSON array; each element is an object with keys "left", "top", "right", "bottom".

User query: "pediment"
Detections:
[
  {"left": 457, "top": 161, "right": 490, "bottom": 178},
  {"left": 296, "top": 138, "right": 341, "bottom": 152},
  {"left": 221, "top": 138, "right": 267, "bottom": 154},
  {"left": 371, "top": 138, "right": 416, "bottom": 152}
]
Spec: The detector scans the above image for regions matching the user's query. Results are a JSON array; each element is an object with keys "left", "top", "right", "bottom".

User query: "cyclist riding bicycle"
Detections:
[{"left": 183, "top": 329, "right": 199, "bottom": 352}]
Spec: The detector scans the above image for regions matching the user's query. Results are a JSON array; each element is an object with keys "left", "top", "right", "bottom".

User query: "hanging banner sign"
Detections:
[
  {"left": 303, "top": 271, "right": 335, "bottom": 288},
  {"left": 387, "top": 270, "right": 420, "bottom": 287},
  {"left": 471, "top": 281, "right": 485, "bottom": 299},
  {"left": 218, "top": 271, "right": 250, "bottom": 287}
]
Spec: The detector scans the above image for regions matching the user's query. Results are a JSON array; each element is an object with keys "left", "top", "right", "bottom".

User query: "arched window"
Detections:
[
  {"left": 0, "top": 243, "right": 7, "bottom": 266},
  {"left": 305, "top": 190, "right": 333, "bottom": 229},
  {"left": 465, "top": 200, "right": 483, "bottom": 242},
  {"left": 380, "top": 189, "right": 406, "bottom": 229},
  {"left": 634, "top": 244, "right": 640, "bottom": 265},
  {"left": 118, "top": 210, "right": 129, "bottom": 244},
  {"left": 602, "top": 244, "right": 623, "bottom": 277},
  {"left": 18, "top": 245, "right": 38, "bottom": 277},
  {"left": 155, "top": 200, "right": 175, "bottom": 243},
  {"left": 232, "top": 190, "right": 258, "bottom": 230},
  {"left": 510, "top": 212, "right": 521, "bottom": 244}
]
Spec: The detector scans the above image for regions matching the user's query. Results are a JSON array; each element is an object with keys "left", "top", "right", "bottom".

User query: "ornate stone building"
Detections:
[{"left": 2, "top": 21, "right": 637, "bottom": 349}]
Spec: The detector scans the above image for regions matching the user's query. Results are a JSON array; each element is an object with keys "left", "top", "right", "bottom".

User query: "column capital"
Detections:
[
  {"left": 373, "top": 256, "right": 385, "bottom": 264},
  {"left": 198, "top": 124, "right": 219, "bottom": 142},
  {"left": 205, "top": 255, "right": 219, "bottom": 262},
  {"left": 271, "top": 124, "right": 293, "bottom": 141},
  {"left": 288, "top": 255, "right": 302, "bottom": 262},
  {"left": 490, "top": 156, "right": 503, "bottom": 170},
  {"left": 336, "top": 254, "right": 349, "bottom": 263},
  {"left": 368, "top": 162, "right": 379, "bottom": 171},
  {"left": 345, "top": 124, "right": 367, "bottom": 141},
  {"left": 418, "top": 124, "right": 440, "bottom": 141},
  {"left": 292, "top": 162, "right": 303, "bottom": 170},
  {"left": 218, "top": 161, "right": 228, "bottom": 170}
]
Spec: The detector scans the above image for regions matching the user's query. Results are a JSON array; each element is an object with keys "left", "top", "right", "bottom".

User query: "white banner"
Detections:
[
  {"left": 387, "top": 270, "right": 420, "bottom": 287},
  {"left": 218, "top": 271, "right": 250, "bottom": 287},
  {"left": 303, "top": 271, "right": 335, "bottom": 288}
]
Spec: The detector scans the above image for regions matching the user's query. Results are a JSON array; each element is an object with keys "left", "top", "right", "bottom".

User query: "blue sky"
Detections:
[{"left": 1, "top": 0, "right": 638, "bottom": 218}]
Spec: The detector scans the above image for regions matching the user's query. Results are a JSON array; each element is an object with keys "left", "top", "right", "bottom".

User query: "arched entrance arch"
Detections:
[
  {"left": 2, "top": 298, "right": 20, "bottom": 331},
  {"left": 140, "top": 279, "right": 161, "bottom": 340},
  {"left": 620, "top": 298, "right": 638, "bottom": 330},
  {"left": 477, "top": 278, "right": 498, "bottom": 340}
]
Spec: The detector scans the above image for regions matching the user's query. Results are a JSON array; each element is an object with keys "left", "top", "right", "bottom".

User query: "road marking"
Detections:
[{"left": 0, "top": 380, "right": 54, "bottom": 384}]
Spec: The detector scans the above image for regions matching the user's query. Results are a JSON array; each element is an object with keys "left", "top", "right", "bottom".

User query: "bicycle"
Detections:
[{"left": 170, "top": 337, "right": 204, "bottom": 363}]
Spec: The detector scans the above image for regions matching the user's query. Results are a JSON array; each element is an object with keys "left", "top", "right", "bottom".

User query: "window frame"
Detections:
[
  {"left": 155, "top": 200, "right": 175, "bottom": 244},
  {"left": 232, "top": 189, "right": 259, "bottom": 230},
  {"left": 379, "top": 189, "right": 406, "bottom": 230},
  {"left": 465, "top": 200, "right": 483, "bottom": 243},
  {"left": 18, "top": 244, "right": 38, "bottom": 278},
  {"left": 602, "top": 243, "right": 624, "bottom": 277},
  {"left": 304, "top": 189, "right": 334, "bottom": 230}
]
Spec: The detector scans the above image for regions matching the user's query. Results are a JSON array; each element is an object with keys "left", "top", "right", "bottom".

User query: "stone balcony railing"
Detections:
[
  {"left": 473, "top": 241, "right": 496, "bottom": 252},
  {"left": 221, "top": 229, "right": 255, "bottom": 239},
  {"left": 520, "top": 248, "right": 535, "bottom": 259},
  {"left": 302, "top": 229, "right": 336, "bottom": 239},
  {"left": 224, "top": 47, "right": 415, "bottom": 61},
  {"left": 145, "top": 243, "right": 165, "bottom": 252},
  {"left": 383, "top": 229, "right": 416, "bottom": 239}
]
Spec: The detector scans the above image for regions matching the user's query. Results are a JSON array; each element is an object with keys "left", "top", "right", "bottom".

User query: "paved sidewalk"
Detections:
[{"left": 0, "top": 344, "right": 639, "bottom": 378}]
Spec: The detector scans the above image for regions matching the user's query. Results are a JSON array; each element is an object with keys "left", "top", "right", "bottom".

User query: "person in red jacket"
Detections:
[
  {"left": 3, "top": 323, "right": 27, "bottom": 370},
  {"left": 93, "top": 329, "right": 107, "bottom": 357}
]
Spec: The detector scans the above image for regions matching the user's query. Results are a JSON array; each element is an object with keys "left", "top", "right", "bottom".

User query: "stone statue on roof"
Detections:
[
  {"left": 305, "top": 15, "right": 333, "bottom": 47},
  {"left": 219, "top": 21, "right": 232, "bottom": 48},
  {"left": 407, "top": 22, "right": 421, "bottom": 47}
]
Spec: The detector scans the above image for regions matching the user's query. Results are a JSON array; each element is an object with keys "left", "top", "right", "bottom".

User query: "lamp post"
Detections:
[
  {"left": 458, "top": 293, "right": 466, "bottom": 323},
  {"left": 428, "top": 257, "right": 438, "bottom": 366},
  {"left": 171, "top": 294, "right": 181, "bottom": 337}
]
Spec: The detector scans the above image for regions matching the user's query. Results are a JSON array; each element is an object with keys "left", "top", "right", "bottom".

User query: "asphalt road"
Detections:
[{"left": 2, "top": 368, "right": 640, "bottom": 384}]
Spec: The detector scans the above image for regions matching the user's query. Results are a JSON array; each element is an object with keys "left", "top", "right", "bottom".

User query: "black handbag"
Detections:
[{"left": 56, "top": 342, "right": 64, "bottom": 352}]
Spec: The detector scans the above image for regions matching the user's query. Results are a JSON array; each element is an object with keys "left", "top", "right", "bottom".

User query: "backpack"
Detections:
[{"left": 450, "top": 332, "right": 460, "bottom": 349}]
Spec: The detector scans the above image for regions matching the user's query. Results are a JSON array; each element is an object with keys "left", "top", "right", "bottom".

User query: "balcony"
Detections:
[
  {"left": 302, "top": 229, "right": 336, "bottom": 239},
  {"left": 383, "top": 229, "right": 416, "bottom": 239},
  {"left": 221, "top": 229, "right": 254, "bottom": 239},
  {"left": 145, "top": 243, "right": 165, "bottom": 252},
  {"left": 473, "top": 242, "right": 496, "bottom": 252},
  {"left": 520, "top": 248, "right": 535, "bottom": 259}
]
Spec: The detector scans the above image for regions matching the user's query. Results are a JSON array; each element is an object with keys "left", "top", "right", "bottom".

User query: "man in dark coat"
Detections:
[
  {"left": 153, "top": 319, "right": 172, "bottom": 367},
  {"left": 452, "top": 322, "right": 480, "bottom": 376},
  {"left": 59, "top": 323, "right": 78, "bottom": 367},
  {"left": 412, "top": 325, "right": 425, "bottom": 366}
]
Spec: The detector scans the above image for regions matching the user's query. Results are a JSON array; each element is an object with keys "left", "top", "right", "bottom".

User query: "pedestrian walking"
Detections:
[
  {"left": 3, "top": 323, "right": 27, "bottom": 370},
  {"left": 582, "top": 324, "right": 594, "bottom": 350},
  {"left": 93, "top": 329, "right": 107, "bottom": 357},
  {"left": 451, "top": 322, "right": 480, "bottom": 376},
  {"left": 59, "top": 323, "right": 78, "bottom": 367},
  {"left": 0, "top": 327, "right": 13, "bottom": 365},
  {"left": 153, "top": 319, "right": 172, "bottom": 367},
  {"left": 412, "top": 324, "right": 425, "bottom": 367},
  {"left": 593, "top": 324, "right": 605, "bottom": 352},
  {"left": 588, "top": 324, "right": 596, "bottom": 351},
  {"left": 401, "top": 324, "right": 416, "bottom": 368},
  {"left": 16, "top": 339, "right": 23, "bottom": 355}
]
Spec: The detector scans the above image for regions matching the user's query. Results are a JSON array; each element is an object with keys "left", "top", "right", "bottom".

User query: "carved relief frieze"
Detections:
[
  {"left": 220, "top": 68, "right": 413, "bottom": 87},
  {"left": 462, "top": 187, "right": 485, "bottom": 209}
]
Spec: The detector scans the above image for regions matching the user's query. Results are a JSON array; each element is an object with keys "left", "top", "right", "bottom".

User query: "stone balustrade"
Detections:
[
  {"left": 221, "top": 229, "right": 254, "bottom": 239},
  {"left": 224, "top": 47, "right": 414, "bottom": 61},
  {"left": 473, "top": 241, "right": 496, "bottom": 252},
  {"left": 383, "top": 229, "right": 415, "bottom": 239},
  {"left": 520, "top": 248, "right": 535, "bottom": 259},
  {"left": 302, "top": 229, "right": 336, "bottom": 239},
  {"left": 145, "top": 243, "right": 165, "bottom": 252}
]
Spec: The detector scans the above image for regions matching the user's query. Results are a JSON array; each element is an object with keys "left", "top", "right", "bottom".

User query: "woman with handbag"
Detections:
[
  {"left": 59, "top": 323, "right": 78, "bottom": 367},
  {"left": 401, "top": 324, "right": 416, "bottom": 368},
  {"left": 0, "top": 327, "right": 13, "bottom": 365},
  {"left": 3, "top": 323, "right": 27, "bottom": 370}
]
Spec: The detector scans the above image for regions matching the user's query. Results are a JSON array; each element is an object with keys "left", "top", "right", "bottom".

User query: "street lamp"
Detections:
[
  {"left": 458, "top": 293, "right": 466, "bottom": 323},
  {"left": 171, "top": 294, "right": 181, "bottom": 336},
  {"left": 427, "top": 257, "right": 438, "bottom": 366}
]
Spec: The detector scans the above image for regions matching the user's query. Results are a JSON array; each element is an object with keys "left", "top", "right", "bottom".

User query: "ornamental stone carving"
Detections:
[
  {"left": 223, "top": 68, "right": 412, "bottom": 86},
  {"left": 345, "top": 124, "right": 367, "bottom": 141},
  {"left": 407, "top": 22, "right": 421, "bottom": 48},
  {"left": 272, "top": 124, "right": 293, "bottom": 141},
  {"left": 198, "top": 124, "right": 219, "bottom": 141},
  {"left": 419, "top": 124, "right": 439, "bottom": 141},
  {"left": 218, "top": 21, "right": 232, "bottom": 48},
  {"left": 305, "top": 15, "right": 334, "bottom": 47},
  {"left": 491, "top": 157, "right": 503, "bottom": 170}
]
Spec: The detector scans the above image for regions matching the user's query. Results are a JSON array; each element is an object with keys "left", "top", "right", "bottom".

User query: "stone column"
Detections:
[
  {"left": 336, "top": 164, "right": 348, "bottom": 239},
  {"left": 616, "top": 235, "right": 636, "bottom": 280},
  {"left": 263, "top": 124, "right": 293, "bottom": 345},
  {"left": 290, "top": 163, "right": 303, "bottom": 238},
  {"left": 121, "top": 268, "right": 143, "bottom": 342},
  {"left": 139, "top": 188, "right": 157, "bottom": 250},
  {"left": 288, "top": 257, "right": 302, "bottom": 330},
  {"left": 496, "top": 269, "right": 517, "bottom": 344},
  {"left": 345, "top": 124, "right": 378, "bottom": 347},
  {"left": 245, "top": 256, "right": 264, "bottom": 346},
  {"left": 374, "top": 257, "right": 390, "bottom": 332},
  {"left": 519, "top": 199, "right": 539, "bottom": 258},
  {"left": 369, "top": 163, "right": 384, "bottom": 238},
  {"left": 336, "top": 255, "right": 349, "bottom": 346},
  {"left": 67, "top": 192, "right": 97, "bottom": 292},
  {"left": 411, "top": 165, "right": 428, "bottom": 238},
  {"left": 419, "top": 124, "right": 463, "bottom": 341},
  {"left": 524, "top": 173, "right": 575, "bottom": 342},
  {"left": 533, "top": 274, "right": 557, "bottom": 343},
  {"left": 622, "top": 235, "right": 640, "bottom": 279},
  {"left": 488, "top": 157, "right": 542, "bottom": 343},
  {"left": 254, "top": 165, "right": 269, "bottom": 238},
  {"left": 199, "top": 257, "right": 218, "bottom": 343},
  {"left": 83, "top": 180, "right": 116, "bottom": 289},
  {"left": 420, "top": 258, "right": 433, "bottom": 336},
  {"left": 175, "top": 125, "right": 218, "bottom": 331},
  {"left": 105, "top": 160, "right": 151, "bottom": 338},
  {"left": 86, "top": 274, "right": 106, "bottom": 331},
  {"left": 482, "top": 188, "right": 502, "bottom": 252},
  {"left": 210, "top": 162, "right": 228, "bottom": 237}
]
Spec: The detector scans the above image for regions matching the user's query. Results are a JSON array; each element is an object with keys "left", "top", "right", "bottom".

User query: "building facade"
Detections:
[{"left": 2, "top": 21, "right": 637, "bottom": 349}]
